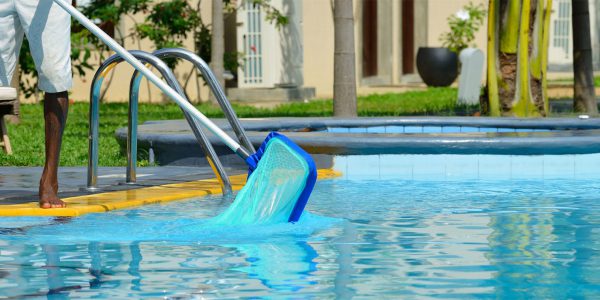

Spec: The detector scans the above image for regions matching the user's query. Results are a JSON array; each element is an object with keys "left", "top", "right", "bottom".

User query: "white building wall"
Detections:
[
  {"left": 548, "top": 0, "right": 599, "bottom": 70},
  {"left": 302, "top": 0, "right": 336, "bottom": 98},
  {"left": 236, "top": 0, "right": 304, "bottom": 88}
]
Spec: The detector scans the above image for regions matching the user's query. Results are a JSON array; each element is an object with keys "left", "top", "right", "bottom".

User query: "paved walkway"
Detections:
[{"left": 0, "top": 166, "right": 243, "bottom": 205}]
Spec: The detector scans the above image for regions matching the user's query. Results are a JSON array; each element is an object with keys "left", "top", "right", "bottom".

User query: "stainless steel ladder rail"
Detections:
[
  {"left": 152, "top": 48, "right": 255, "bottom": 154},
  {"left": 127, "top": 48, "right": 258, "bottom": 197},
  {"left": 127, "top": 53, "right": 233, "bottom": 194},
  {"left": 88, "top": 50, "right": 232, "bottom": 195}
]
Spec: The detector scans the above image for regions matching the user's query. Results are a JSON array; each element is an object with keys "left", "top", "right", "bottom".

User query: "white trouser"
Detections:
[{"left": 0, "top": 0, "right": 72, "bottom": 93}]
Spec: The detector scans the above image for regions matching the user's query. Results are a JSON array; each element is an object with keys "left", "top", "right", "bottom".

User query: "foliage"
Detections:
[
  {"left": 194, "top": 20, "right": 212, "bottom": 61},
  {"left": 224, "top": 52, "right": 245, "bottom": 77},
  {"left": 247, "top": 0, "right": 289, "bottom": 28},
  {"left": 548, "top": 76, "right": 600, "bottom": 86},
  {"left": 17, "top": 0, "right": 287, "bottom": 97},
  {"left": 439, "top": 2, "right": 486, "bottom": 53},
  {"left": 0, "top": 88, "right": 470, "bottom": 166},
  {"left": 17, "top": 40, "right": 37, "bottom": 98},
  {"left": 136, "top": 0, "right": 200, "bottom": 50},
  {"left": 18, "top": 0, "right": 149, "bottom": 97}
]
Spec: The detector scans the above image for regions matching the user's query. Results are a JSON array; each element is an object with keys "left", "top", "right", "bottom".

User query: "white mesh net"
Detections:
[{"left": 209, "top": 138, "right": 310, "bottom": 225}]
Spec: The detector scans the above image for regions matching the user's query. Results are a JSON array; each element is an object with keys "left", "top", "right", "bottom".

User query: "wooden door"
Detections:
[
  {"left": 402, "top": 0, "right": 414, "bottom": 74},
  {"left": 362, "top": 0, "right": 378, "bottom": 77}
]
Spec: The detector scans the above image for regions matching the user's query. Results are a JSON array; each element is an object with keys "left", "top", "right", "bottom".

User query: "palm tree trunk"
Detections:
[
  {"left": 333, "top": 0, "right": 357, "bottom": 117},
  {"left": 486, "top": 0, "right": 552, "bottom": 117},
  {"left": 572, "top": 0, "right": 597, "bottom": 114}
]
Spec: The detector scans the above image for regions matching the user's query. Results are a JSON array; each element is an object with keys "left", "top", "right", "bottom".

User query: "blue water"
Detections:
[{"left": 1, "top": 178, "right": 600, "bottom": 298}]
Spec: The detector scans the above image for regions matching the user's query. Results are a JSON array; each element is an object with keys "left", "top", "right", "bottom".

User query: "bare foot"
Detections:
[{"left": 39, "top": 183, "right": 66, "bottom": 209}]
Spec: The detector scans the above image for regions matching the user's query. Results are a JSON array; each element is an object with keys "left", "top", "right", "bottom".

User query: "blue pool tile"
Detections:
[
  {"left": 543, "top": 155, "right": 575, "bottom": 179},
  {"left": 348, "top": 127, "right": 368, "bottom": 133},
  {"left": 346, "top": 155, "right": 380, "bottom": 180},
  {"left": 366, "top": 126, "right": 386, "bottom": 133},
  {"left": 445, "top": 155, "right": 479, "bottom": 180},
  {"left": 477, "top": 155, "right": 511, "bottom": 179},
  {"left": 384, "top": 126, "right": 404, "bottom": 133},
  {"left": 327, "top": 127, "right": 349, "bottom": 133},
  {"left": 574, "top": 153, "right": 600, "bottom": 179},
  {"left": 404, "top": 126, "right": 423, "bottom": 133},
  {"left": 497, "top": 128, "right": 515, "bottom": 133},
  {"left": 510, "top": 155, "right": 544, "bottom": 180},
  {"left": 412, "top": 155, "right": 448, "bottom": 180},
  {"left": 422, "top": 126, "right": 443, "bottom": 133},
  {"left": 379, "top": 154, "right": 414, "bottom": 180},
  {"left": 333, "top": 156, "right": 348, "bottom": 179},
  {"left": 442, "top": 126, "right": 462, "bottom": 133},
  {"left": 460, "top": 126, "right": 480, "bottom": 133},
  {"left": 478, "top": 127, "right": 498, "bottom": 133},
  {"left": 335, "top": 154, "right": 597, "bottom": 181}
]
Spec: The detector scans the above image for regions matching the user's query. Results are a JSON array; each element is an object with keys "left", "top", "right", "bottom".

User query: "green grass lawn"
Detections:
[
  {"left": 0, "top": 87, "right": 467, "bottom": 167},
  {"left": 549, "top": 76, "right": 600, "bottom": 86}
]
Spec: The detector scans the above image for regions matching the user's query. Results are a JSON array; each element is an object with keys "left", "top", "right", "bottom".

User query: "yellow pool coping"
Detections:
[{"left": 0, "top": 169, "right": 341, "bottom": 217}]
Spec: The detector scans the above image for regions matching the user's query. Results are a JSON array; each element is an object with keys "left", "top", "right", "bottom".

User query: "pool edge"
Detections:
[{"left": 0, "top": 169, "right": 341, "bottom": 217}]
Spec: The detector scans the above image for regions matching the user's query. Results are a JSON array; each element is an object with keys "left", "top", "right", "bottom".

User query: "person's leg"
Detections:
[
  {"left": 39, "top": 91, "right": 68, "bottom": 208},
  {"left": 17, "top": 0, "right": 72, "bottom": 208}
]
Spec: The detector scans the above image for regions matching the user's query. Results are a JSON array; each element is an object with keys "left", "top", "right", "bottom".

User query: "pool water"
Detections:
[{"left": 1, "top": 177, "right": 600, "bottom": 298}]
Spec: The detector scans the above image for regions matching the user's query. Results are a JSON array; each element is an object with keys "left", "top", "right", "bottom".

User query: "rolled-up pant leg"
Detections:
[
  {"left": 15, "top": 0, "right": 72, "bottom": 93},
  {"left": 0, "top": 0, "right": 25, "bottom": 88}
]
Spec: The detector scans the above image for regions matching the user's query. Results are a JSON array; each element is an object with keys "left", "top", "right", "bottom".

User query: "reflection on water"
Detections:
[
  {"left": 1, "top": 240, "right": 337, "bottom": 298},
  {"left": 487, "top": 195, "right": 600, "bottom": 299},
  {"left": 1, "top": 179, "right": 600, "bottom": 298}
]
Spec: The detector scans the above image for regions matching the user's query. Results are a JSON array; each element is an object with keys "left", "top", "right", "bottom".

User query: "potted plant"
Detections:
[{"left": 417, "top": 2, "right": 486, "bottom": 87}]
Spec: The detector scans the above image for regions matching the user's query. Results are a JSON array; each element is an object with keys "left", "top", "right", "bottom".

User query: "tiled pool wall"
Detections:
[
  {"left": 326, "top": 126, "right": 552, "bottom": 134},
  {"left": 333, "top": 153, "right": 600, "bottom": 180}
]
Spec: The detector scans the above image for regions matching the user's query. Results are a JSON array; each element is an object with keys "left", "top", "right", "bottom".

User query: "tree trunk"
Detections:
[
  {"left": 486, "top": 0, "right": 552, "bottom": 117},
  {"left": 572, "top": 0, "right": 597, "bottom": 114},
  {"left": 210, "top": 0, "right": 225, "bottom": 102},
  {"left": 333, "top": 0, "right": 357, "bottom": 117}
]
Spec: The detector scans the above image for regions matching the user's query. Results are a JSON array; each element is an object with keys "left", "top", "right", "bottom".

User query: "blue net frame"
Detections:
[{"left": 245, "top": 132, "right": 317, "bottom": 223}]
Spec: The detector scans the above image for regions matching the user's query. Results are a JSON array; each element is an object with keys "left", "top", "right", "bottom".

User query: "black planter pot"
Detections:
[{"left": 416, "top": 47, "right": 459, "bottom": 87}]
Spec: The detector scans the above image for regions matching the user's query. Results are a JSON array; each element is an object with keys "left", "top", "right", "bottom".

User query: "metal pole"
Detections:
[
  {"left": 86, "top": 63, "right": 114, "bottom": 190},
  {"left": 127, "top": 71, "right": 140, "bottom": 184}
]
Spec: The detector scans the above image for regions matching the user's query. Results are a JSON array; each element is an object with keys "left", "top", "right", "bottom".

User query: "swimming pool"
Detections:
[
  {"left": 123, "top": 117, "right": 600, "bottom": 166},
  {"left": 1, "top": 156, "right": 600, "bottom": 298}
]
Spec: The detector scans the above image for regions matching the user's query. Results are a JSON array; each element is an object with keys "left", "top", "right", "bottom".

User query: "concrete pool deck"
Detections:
[{"left": 0, "top": 166, "right": 339, "bottom": 217}]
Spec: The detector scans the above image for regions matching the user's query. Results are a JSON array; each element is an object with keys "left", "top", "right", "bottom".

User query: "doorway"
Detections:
[
  {"left": 401, "top": 0, "right": 414, "bottom": 74},
  {"left": 362, "top": 0, "right": 378, "bottom": 77}
]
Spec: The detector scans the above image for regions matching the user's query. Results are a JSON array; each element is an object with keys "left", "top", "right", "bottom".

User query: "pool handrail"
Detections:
[
  {"left": 88, "top": 50, "right": 232, "bottom": 195},
  {"left": 151, "top": 48, "right": 255, "bottom": 154}
]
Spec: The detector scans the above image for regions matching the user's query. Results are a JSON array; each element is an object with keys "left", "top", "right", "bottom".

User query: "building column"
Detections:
[{"left": 392, "top": 0, "right": 401, "bottom": 84}]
